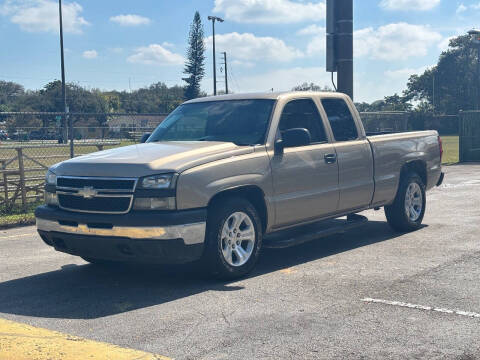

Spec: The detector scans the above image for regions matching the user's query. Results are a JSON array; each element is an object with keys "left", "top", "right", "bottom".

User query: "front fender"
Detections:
[{"left": 176, "top": 150, "right": 273, "bottom": 211}]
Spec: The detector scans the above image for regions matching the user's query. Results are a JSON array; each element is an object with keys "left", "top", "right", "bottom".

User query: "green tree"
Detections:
[
  {"left": 183, "top": 11, "right": 206, "bottom": 100},
  {"left": 383, "top": 94, "right": 412, "bottom": 111},
  {"left": 355, "top": 94, "right": 412, "bottom": 112},
  {"left": 0, "top": 81, "right": 24, "bottom": 109},
  {"left": 292, "top": 82, "right": 333, "bottom": 92},
  {"left": 404, "top": 35, "right": 478, "bottom": 114}
]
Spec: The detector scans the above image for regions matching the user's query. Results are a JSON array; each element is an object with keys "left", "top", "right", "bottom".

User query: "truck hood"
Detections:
[{"left": 52, "top": 141, "right": 254, "bottom": 177}]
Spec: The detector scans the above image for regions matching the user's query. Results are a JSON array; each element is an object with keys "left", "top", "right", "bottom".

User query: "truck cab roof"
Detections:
[{"left": 184, "top": 91, "right": 350, "bottom": 104}]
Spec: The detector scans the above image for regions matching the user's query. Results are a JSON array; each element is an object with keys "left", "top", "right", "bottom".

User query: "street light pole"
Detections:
[
  {"left": 208, "top": 16, "right": 224, "bottom": 96},
  {"left": 59, "top": 0, "right": 73, "bottom": 156}
]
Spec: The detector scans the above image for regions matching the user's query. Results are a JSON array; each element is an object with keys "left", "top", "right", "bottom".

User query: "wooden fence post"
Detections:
[
  {"left": 17, "top": 148, "right": 27, "bottom": 210},
  {"left": 1, "top": 160, "right": 8, "bottom": 209}
]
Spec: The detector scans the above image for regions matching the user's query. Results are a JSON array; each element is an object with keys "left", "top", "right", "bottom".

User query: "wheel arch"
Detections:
[
  {"left": 400, "top": 160, "right": 427, "bottom": 186},
  {"left": 207, "top": 185, "right": 268, "bottom": 234}
]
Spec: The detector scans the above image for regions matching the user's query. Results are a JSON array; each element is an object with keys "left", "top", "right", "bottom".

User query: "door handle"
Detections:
[{"left": 324, "top": 153, "right": 337, "bottom": 164}]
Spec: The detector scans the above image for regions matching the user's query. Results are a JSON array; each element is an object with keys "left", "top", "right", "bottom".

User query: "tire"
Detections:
[
  {"left": 203, "top": 197, "right": 263, "bottom": 280},
  {"left": 385, "top": 172, "right": 426, "bottom": 232}
]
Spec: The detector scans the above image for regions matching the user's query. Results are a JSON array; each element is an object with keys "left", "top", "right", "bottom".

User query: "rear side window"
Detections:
[
  {"left": 279, "top": 99, "right": 327, "bottom": 144},
  {"left": 321, "top": 99, "right": 359, "bottom": 141}
]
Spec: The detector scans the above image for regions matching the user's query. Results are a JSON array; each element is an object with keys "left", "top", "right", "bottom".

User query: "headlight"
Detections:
[
  {"left": 133, "top": 197, "right": 176, "bottom": 211},
  {"left": 45, "top": 170, "right": 57, "bottom": 185},
  {"left": 139, "top": 173, "right": 176, "bottom": 189}
]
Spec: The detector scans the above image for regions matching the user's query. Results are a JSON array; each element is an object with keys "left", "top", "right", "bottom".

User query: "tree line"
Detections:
[{"left": 1, "top": 18, "right": 477, "bottom": 129}]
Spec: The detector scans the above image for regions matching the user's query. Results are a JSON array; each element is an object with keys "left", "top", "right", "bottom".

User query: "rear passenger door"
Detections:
[
  {"left": 320, "top": 98, "right": 374, "bottom": 212},
  {"left": 270, "top": 98, "right": 339, "bottom": 227}
]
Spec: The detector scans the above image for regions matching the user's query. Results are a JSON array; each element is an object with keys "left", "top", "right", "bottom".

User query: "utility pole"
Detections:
[
  {"left": 326, "top": 0, "right": 354, "bottom": 100},
  {"left": 221, "top": 52, "right": 228, "bottom": 94},
  {"left": 59, "top": 0, "right": 73, "bottom": 157},
  {"left": 208, "top": 16, "right": 224, "bottom": 96}
]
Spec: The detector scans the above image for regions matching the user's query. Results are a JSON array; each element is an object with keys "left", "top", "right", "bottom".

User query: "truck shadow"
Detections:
[{"left": 0, "top": 220, "right": 423, "bottom": 319}]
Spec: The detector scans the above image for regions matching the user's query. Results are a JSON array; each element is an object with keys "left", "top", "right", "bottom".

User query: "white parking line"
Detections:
[{"left": 362, "top": 298, "right": 480, "bottom": 319}]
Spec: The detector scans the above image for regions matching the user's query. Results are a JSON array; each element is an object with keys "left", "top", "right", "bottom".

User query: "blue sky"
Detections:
[{"left": 0, "top": 0, "right": 478, "bottom": 102}]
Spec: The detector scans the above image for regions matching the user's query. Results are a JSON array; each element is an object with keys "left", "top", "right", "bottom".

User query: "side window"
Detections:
[
  {"left": 278, "top": 99, "right": 327, "bottom": 145},
  {"left": 321, "top": 99, "right": 359, "bottom": 141}
]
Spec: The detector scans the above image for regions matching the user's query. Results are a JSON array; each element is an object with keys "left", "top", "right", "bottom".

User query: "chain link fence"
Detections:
[
  {"left": 359, "top": 112, "right": 409, "bottom": 133},
  {"left": 0, "top": 112, "right": 166, "bottom": 214},
  {"left": 0, "top": 110, "right": 465, "bottom": 215}
]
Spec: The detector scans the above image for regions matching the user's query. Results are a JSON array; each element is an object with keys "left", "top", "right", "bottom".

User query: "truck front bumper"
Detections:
[{"left": 35, "top": 205, "right": 206, "bottom": 264}]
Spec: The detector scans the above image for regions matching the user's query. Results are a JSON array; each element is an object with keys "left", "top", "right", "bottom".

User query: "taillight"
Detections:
[{"left": 438, "top": 136, "right": 443, "bottom": 161}]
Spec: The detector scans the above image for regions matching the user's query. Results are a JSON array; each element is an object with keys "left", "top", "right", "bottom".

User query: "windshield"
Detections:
[{"left": 147, "top": 99, "right": 275, "bottom": 145}]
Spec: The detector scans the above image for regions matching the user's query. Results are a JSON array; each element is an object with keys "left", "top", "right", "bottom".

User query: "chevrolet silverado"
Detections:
[{"left": 36, "top": 92, "right": 444, "bottom": 278}]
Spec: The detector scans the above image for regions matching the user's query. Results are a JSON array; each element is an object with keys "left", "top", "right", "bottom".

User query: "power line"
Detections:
[{"left": 228, "top": 62, "right": 241, "bottom": 93}]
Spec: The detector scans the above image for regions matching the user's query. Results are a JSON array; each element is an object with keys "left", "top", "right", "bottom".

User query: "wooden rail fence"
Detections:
[{"left": 0, "top": 141, "right": 120, "bottom": 211}]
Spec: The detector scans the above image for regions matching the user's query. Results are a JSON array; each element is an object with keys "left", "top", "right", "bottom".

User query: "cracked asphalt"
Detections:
[{"left": 0, "top": 164, "right": 479, "bottom": 359}]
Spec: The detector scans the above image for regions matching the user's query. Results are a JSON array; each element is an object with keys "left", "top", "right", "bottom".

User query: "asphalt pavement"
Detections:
[{"left": 1, "top": 164, "right": 479, "bottom": 359}]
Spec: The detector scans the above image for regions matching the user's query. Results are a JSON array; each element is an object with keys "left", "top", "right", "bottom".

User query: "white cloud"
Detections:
[
  {"left": 296, "top": 24, "right": 324, "bottom": 36},
  {"left": 110, "top": 14, "right": 151, "bottom": 26},
  {"left": 306, "top": 36, "right": 326, "bottom": 56},
  {"left": 127, "top": 44, "right": 184, "bottom": 66},
  {"left": 0, "top": 0, "right": 89, "bottom": 33},
  {"left": 354, "top": 23, "right": 442, "bottom": 60},
  {"left": 456, "top": 2, "right": 480, "bottom": 12},
  {"left": 472, "top": 2, "right": 480, "bottom": 10},
  {"left": 213, "top": 0, "right": 326, "bottom": 24},
  {"left": 297, "top": 25, "right": 326, "bottom": 56},
  {"left": 437, "top": 36, "right": 456, "bottom": 51},
  {"left": 385, "top": 66, "right": 431, "bottom": 80},
  {"left": 456, "top": 4, "right": 467, "bottom": 14},
  {"left": 206, "top": 32, "right": 303, "bottom": 63},
  {"left": 379, "top": 0, "right": 440, "bottom": 11},
  {"left": 82, "top": 50, "right": 98, "bottom": 59},
  {"left": 162, "top": 41, "right": 174, "bottom": 48}
]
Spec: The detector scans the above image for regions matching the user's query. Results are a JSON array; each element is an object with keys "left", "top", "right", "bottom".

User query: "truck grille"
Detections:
[
  {"left": 57, "top": 177, "right": 135, "bottom": 191},
  {"left": 58, "top": 194, "right": 132, "bottom": 213},
  {"left": 56, "top": 176, "right": 137, "bottom": 214}
]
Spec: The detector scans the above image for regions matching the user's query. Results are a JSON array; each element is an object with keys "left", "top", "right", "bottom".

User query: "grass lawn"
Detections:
[
  {"left": 0, "top": 201, "right": 42, "bottom": 229},
  {"left": 441, "top": 136, "right": 459, "bottom": 164}
]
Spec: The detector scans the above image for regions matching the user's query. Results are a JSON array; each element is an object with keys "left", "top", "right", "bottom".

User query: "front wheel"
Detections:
[
  {"left": 203, "top": 198, "right": 262, "bottom": 279},
  {"left": 385, "top": 172, "right": 426, "bottom": 232}
]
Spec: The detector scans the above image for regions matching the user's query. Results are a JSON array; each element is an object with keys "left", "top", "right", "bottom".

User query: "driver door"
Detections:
[{"left": 270, "top": 98, "right": 340, "bottom": 228}]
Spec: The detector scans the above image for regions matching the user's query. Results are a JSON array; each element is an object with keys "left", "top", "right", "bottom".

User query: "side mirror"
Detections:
[
  {"left": 274, "top": 138, "right": 284, "bottom": 155},
  {"left": 282, "top": 128, "right": 311, "bottom": 148},
  {"left": 140, "top": 133, "right": 151, "bottom": 143}
]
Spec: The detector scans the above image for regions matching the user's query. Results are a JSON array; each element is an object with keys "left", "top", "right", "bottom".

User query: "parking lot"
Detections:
[{"left": 0, "top": 163, "right": 479, "bottom": 359}]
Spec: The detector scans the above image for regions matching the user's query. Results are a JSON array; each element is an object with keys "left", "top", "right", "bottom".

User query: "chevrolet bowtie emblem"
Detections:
[{"left": 78, "top": 186, "right": 97, "bottom": 199}]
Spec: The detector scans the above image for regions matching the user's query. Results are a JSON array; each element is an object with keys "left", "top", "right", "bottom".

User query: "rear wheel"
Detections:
[
  {"left": 203, "top": 197, "right": 262, "bottom": 279},
  {"left": 385, "top": 172, "right": 426, "bottom": 232}
]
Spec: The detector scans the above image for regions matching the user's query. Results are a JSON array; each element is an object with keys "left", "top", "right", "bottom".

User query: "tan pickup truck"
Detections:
[{"left": 36, "top": 91, "right": 444, "bottom": 278}]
